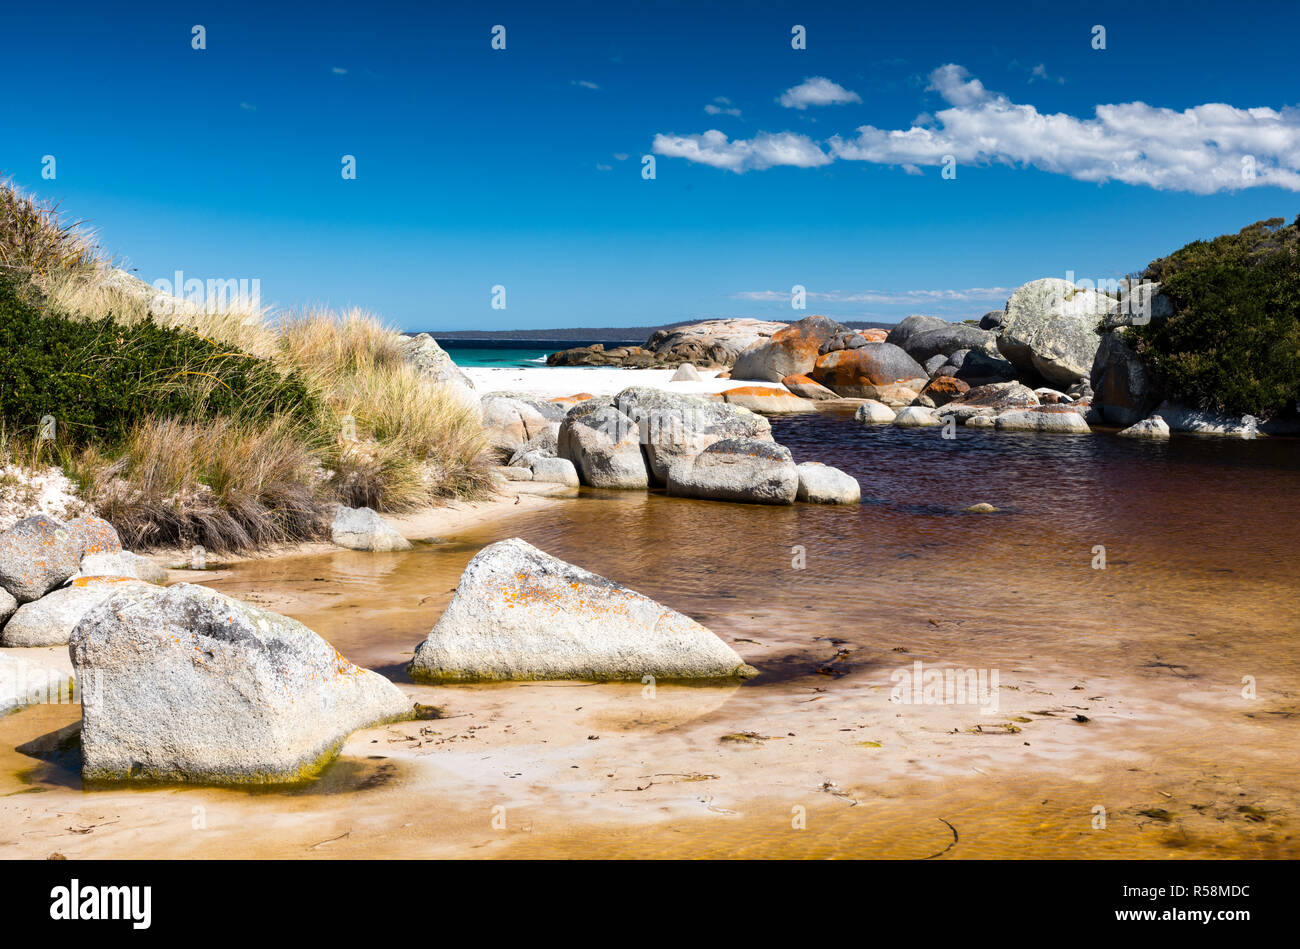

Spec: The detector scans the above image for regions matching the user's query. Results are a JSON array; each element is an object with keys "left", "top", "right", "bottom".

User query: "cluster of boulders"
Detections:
[
  {"left": 0, "top": 514, "right": 167, "bottom": 648},
  {"left": 481, "top": 385, "right": 860, "bottom": 505},
  {"left": 716, "top": 277, "right": 1281, "bottom": 439}
]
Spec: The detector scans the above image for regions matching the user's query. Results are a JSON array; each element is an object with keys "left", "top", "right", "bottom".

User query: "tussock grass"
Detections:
[{"left": 0, "top": 176, "right": 98, "bottom": 279}]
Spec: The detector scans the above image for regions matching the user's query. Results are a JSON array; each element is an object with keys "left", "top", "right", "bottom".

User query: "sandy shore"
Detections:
[{"left": 465, "top": 365, "right": 743, "bottom": 399}]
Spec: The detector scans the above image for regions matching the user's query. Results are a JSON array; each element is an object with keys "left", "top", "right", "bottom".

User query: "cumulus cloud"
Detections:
[
  {"left": 828, "top": 64, "right": 1300, "bottom": 193},
  {"left": 778, "top": 76, "right": 862, "bottom": 110},
  {"left": 656, "top": 64, "right": 1300, "bottom": 193},
  {"left": 652, "top": 130, "right": 831, "bottom": 173}
]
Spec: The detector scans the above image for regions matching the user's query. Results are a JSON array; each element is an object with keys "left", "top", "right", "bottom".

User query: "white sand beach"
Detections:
[{"left": 464, "top": 365, "right": 744, "bottom": 399}]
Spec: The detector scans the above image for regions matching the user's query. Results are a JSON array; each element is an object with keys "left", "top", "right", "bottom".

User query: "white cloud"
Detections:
[
  {"left": 705, "top": 96, "right": 742, "bottom": 117},
  {"left": 778, "top": 77, "right": 862, "bottom": 110},
  {"left": 827, "top": 64, "right": 1300, "bottom": 193},
  {"left": 331, "top": 66, "right": 348, "bottom": 75},
  {"left": 572, "top": 79, "right": 600, "bottom": 90},
  {"left": 652, "top": 129, "right": 830, "bottom": 173}
]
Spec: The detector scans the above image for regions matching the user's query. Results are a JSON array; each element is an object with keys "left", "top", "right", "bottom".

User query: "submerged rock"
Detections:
[
  {"left": 408, "top": 538, "right": 756, "bottom": 682},
  {"left": 993, "top": 406, "right": 1092, "bottom": 434},
  {"left": 0, "top": 515, "right": 85, "bottom": 604},
  {"left": 332, "top": 506, "right": 413, "bottom": 552},
  {"left": 1118, "top": 415, "right": 1172, "bottom": 439},
  {"left": 666, "top": 438, "right": 799, "bottom": 505},
  {"left": 2, "top": 578, "right": 152, "bottom": 647},
  {"left": 795, "top": 463, "right": 860, "bottom": 505},
  {"left": 853, "top": 400, "right": 898, "bottom": 424},
  {"left": 70, "top": 583, "right": 412, "bottom": 784}
]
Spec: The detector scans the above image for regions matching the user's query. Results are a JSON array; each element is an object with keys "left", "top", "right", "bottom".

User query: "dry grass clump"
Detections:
[
  {"left": 278, "top": 309, "right": 491, "bottom": 510},
  {"left": 0, "top": 177, "right": 98, "bottom": 279},
  {"left": 72, "top": 414, "right": 328, "bottom": 553}
]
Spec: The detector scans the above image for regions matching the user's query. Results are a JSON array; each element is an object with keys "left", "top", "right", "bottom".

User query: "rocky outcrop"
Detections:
[
  {"left": 1154, "top": 402, "right": 1258, "bottom": 438},
  {"left": 613, "top": 387, "right": 770, "bottom": 484},
  {"left": 953, "top": 348, "right": 1018, "bottom": 385},
  {"left": 919, "top": 376, "right": 970, "bottom": 406},
  {"left": 558, "top": 402, "right": 650, "bottom": 489},
  {"left": 643, "top": 318, "right": 789, "bottom": 368},
  {"left": 2, "top": 578, "right": 151, "bottom": 647},
  {"left": 331, "top": 506, "right": 412, "bottom": 552},
  {"left": 0, "top": 515, "right": 86, "bottom": 604},
  {"left": 666, "top": 438, "right": 798, "bottom": 505},
  {"left": 408, "top": 538, "right": 756, "bottom": 682},
  {"left": 70, "top": 583, "right": 412, "bottom": 784},
  {"left": 898, "top": 323, "right": 998, "bottom": 364},
  {"left": 722, "top": 386, "right": 816, "bottom": 414},
  {"left": 795, "top": 463, "right": 860, "bottom": 505},
  {"left": 811, "top": 344, "right": 927, "bottom": 397},
  {"left": 998, "top": 278, "right": 1116, "bottom": 387},
  {"left": 1090, "top": 329, "right": 1158, "bottom": 426},
  {"left": 548, "top": 343, "right": 669, "bottom": 368},
  {"left": 732, "top": 315, "right": 847, "bottom": 382},
  {"left": 885, "top": 315, "right": 950, "bottom": 351}
]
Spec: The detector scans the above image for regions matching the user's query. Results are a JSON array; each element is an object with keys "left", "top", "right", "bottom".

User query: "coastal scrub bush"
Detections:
[
  {"left": 0, "top": 275, "right": 313, "bottom": 447},
  {"left": 1131, "top": 216, "right": 1300, "bottom": 418}
]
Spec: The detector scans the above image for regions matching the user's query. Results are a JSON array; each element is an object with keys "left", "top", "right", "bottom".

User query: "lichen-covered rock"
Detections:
[
  {"left": 854, "top": 400, "right": 897, "bottom": 424},
  {"left": 666, "top": 438, "right": 798, "bottom": 505},
  {"left": 331, "top": 506, "right": 412, "bottom": 552},
  {"left": 938, "top": 381, "right": 1040, "bottom": 423},
  {"left": 408, "top": 538, "right": 755, "bottom": 682},
  {"left": 795, "top": 463, "right": 860, "bottom": 505},
  {"left": 993, "top": 406, "right": 1092, "bottom": 434},
  {"left": 644, "top": 318, "right": 788, "bottom": 368},
  {"left": 65, "top": 515, "right": 122, "bottom": 556},
  {"left": 1118, "top": 415, "right": 1172, "bottom": 439},
  {"left": 811, "top": 344, "right": 927, "bottom": 397},
  {"left": 2, "top": 578, "right": 152, "bottom": 647},
  {"left": 558, "top": 402, "right": 650, "bottom": 489},
  {"left": 612, "top": 387, "right": 770, "bottom": 484},
  {"left": 0, "top": 515, "right": 85, "bottom": 604},
  {"left": 78, "top": 551, "right": 168, "bottom": 585},
  {"left": 919, "top": 375, "right": 970, "bottom": 406},
  {"left": 722, "top": 386, "right": 817, "bottom": 414},
  {"left": 732, "top": 315, "right": 848, "bottom": 382},
  {"left": 998, "top": 279, "right": 1116, "bottom": 387},
  {"left": 782, "top": 374, "right": 840, "bottom": 401},
  {"left": 69, "top": 583, "right": 412, "bottom": 784}
]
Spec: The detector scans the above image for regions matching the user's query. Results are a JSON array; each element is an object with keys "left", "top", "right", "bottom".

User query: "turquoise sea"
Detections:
[{"left": 435, "top": 339, "right": 638, "bottom": 368}]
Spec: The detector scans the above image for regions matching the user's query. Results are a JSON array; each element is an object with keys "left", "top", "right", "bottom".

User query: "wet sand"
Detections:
[{"left": 2, "top": 413, "right": 1297, "bottom": 859}]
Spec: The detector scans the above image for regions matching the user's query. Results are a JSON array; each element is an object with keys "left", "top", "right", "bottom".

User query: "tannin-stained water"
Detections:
[{"left": 3, "top": 410, "right": 1298, "bottom": 859}]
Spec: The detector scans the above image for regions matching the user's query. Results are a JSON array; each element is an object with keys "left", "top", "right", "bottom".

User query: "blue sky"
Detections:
[{"left": 2, "top": 0, "right": 1297, "bottom": 331}]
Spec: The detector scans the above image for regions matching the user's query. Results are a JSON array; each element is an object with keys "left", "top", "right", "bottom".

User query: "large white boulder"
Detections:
[
  {"left": 408, "top": 538, "right": 756, "bottom": 682},
  {"left": 69, "top": 583, "right": 412, "bottom": 784},
  {"left": 557, "top": 403, "right": 650, "bottom": 489},
  {"left": 331, "top": 506, "right": 412, "bottom": 552},
  {"left": 666, "top": 438, "right": 798, "bottom": 505},
  {"left": 2, "top": 578, "right": 151, "bottom": 647},
  {"left": 999, "top": 278, "right": 1117, "bottom": 388},
  {"left": 795, "top": 463, "right": 860, "bottom": 505}
]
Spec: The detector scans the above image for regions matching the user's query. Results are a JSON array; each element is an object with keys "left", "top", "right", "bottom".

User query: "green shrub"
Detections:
[
  {"left": 1131, "top": 216, "right": 1300, "bottom": 418},
  {"left": 0, "top": 275, "right": 313, "bottom": 447}
]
